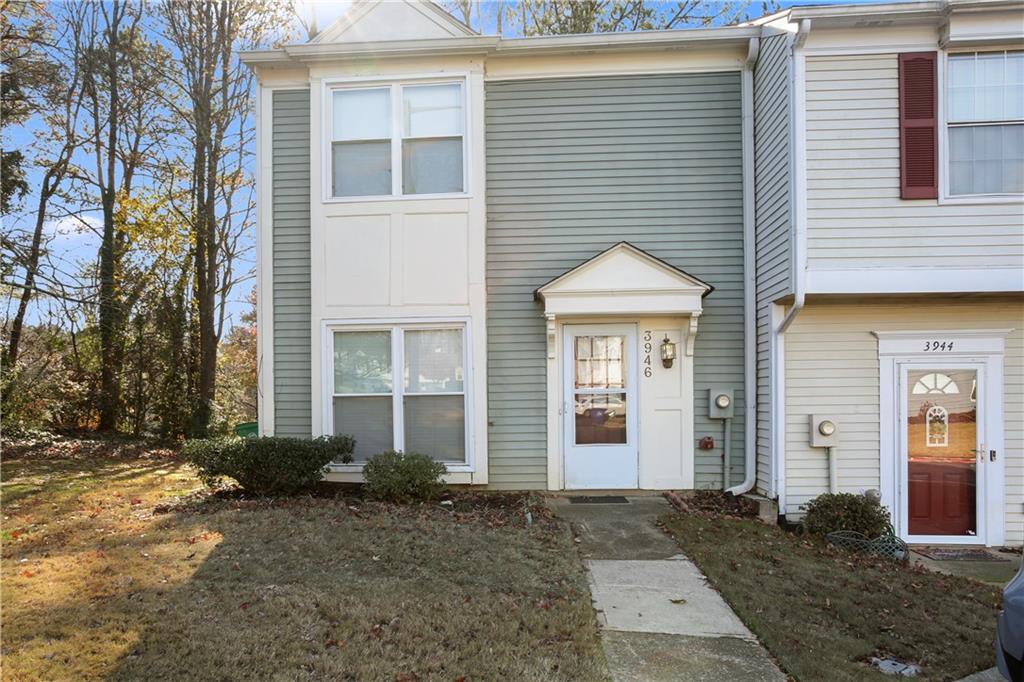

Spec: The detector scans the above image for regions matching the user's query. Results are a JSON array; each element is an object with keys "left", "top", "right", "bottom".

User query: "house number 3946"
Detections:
[
  {"left": 923, "top": 341, "right": 954, "bottom": 351},
  {"left": 642, "top": 331, "right": 653, "bottom": 378}
]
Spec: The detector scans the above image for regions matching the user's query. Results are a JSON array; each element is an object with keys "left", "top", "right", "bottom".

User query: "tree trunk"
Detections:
[
  {"left": 97, "top": 0, "right": 122, "bottom": 432},
  {"left": 7, "top": 168, "right": 57, "bottom": 366}
]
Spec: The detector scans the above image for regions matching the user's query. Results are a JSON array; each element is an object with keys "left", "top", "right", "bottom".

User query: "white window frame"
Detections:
[
  {"left": 938, "top": 49, "right": 1024, "bottom": 205},
  {"left": 323, "top": 319, "right": 474, "bottom": 473},
  {"left": 322, "top": 74, "right": 470, "bottom": 203}
]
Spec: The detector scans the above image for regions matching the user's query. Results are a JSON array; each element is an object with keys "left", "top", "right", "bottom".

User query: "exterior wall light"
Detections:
[{"left": 660, "top": 336, "right": 677, "bottom": 368}]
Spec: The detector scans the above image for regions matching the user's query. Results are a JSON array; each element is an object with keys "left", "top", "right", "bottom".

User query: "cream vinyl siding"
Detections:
[
  {"left": 754, "top": 33, "right": 792, "bottom": 494},
  {"left": 783, "top": 298, "right": 1024, "bottom": 544},
  {"left": 804, "top": 54, "right": 1024, "bottom": 271}
]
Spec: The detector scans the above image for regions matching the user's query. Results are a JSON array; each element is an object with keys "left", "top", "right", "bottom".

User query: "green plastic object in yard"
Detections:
[{"left": 233, "top": 422, "right": 258, "bottom": 438}]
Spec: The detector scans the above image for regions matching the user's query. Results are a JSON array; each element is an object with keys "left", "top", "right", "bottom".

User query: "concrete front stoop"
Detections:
[{"left": 549, "top": 496, "right": 786, "bottom": 682}]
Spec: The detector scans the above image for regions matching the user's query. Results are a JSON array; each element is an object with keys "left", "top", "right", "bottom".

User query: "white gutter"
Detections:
[
  {"left": 239, "top": 26, "right": 761, "bottom": 68},
  {"left": 726, "top": 36, "right": 760, "bottom": 496}
]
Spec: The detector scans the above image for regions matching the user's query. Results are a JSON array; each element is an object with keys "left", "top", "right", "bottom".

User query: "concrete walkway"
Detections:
[{"left": 550, "top": 496, "right": 786, "bottom": 682}]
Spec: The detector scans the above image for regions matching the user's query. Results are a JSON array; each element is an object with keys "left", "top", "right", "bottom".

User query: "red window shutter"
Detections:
[{"left": 898, "top": 52, "right": 938, "bottom": 199}]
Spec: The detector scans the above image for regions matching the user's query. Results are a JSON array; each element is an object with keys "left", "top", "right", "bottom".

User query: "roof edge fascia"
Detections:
[{"left": 240, "top": 26, "right": 761, "bottom": 69}]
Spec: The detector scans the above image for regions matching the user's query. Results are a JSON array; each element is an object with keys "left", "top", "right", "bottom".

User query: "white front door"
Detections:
[
  {"left": 563, "top": 324, "right": 639, "bottom": 489},
  {"left": 897, "top": 362, "right": 988, "bottom": 544}
]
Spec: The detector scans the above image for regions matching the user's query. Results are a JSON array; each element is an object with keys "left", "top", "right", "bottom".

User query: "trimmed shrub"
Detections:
[
  {"left": 362, "top": 450, "right": 447, "bottom": 503},
  {"left": 183, "top": 435, "right": 354, "bottom": 495},
  {"left": 802, "top": 492, "right": 892, "bottom": 538}
]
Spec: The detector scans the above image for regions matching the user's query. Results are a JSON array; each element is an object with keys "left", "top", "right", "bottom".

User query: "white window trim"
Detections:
[
  {"left": 938, "top": 49, "right": 1024, "bottom": 205},
  {"left": 322, "top": 318, "right": 475, "bottom": 473},
  {"left": 321, "top": 73, "right": 471, "bottom": 203}
]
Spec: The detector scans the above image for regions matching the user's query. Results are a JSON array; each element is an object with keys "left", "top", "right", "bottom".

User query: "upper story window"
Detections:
[
  {"left": 946, "top": 51, "right": 1023, "bottom": 196},
  {"left": 329, "top": 80, "right": 466, "bottom": 199}
]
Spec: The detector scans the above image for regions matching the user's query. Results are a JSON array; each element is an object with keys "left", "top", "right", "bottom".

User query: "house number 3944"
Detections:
[
  {"left": 642, "top": 331, "right": 653, "bottom": 378},
  {"left": 923, "top": 341, "right": 954, "bottom": 352}
]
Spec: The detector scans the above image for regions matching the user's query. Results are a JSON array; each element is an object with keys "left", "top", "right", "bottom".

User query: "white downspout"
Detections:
[
  {"left": 772, "top": 19, "right": 811, "bottom": 511},
  {"left": 726, "top": 37, "right": 759, "bottom": 496},
  {"left": 777, "top": 19, "right": 810, "bottom": 336}
]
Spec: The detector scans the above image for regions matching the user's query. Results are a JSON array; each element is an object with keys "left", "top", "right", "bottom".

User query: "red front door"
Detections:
[{"left": 905, "top": 369, "right": 979, "bottom": 538}]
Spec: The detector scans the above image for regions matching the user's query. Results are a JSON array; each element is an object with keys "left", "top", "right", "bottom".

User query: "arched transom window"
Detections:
[{"left": 912, "top": 372, "right": 960, "bottom": 395}]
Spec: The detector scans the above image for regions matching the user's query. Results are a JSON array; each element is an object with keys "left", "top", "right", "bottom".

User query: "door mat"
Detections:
[
  {"left": 568, "top": 496, "right": 630, "bottom": 504},
  {"left": 913, "top": 547, "right": 1010, "bottom": 562}
]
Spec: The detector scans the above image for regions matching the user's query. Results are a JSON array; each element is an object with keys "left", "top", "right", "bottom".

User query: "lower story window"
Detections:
[{"left": 331, "top": 324, "right": 467, "bottom": 465}]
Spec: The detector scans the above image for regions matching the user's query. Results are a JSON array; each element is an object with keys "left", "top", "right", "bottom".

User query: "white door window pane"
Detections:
[
  {"left": 333, "top": 88, "right": 390, "bottom": 140},
  {"left": 405, "top": 329, "right": 463, "bottom": 394},
  {"left": 334, "top": 331, "right": 392, "bottom": 394},
  {"left": 403, "top": 83, "right": 462, "bottom": 138},
  {"left": 402, "top": 138, "right": 464, "bottom": 194},
  {"left": 334, "top": 397, "right": 393, "bottom": 462},
  {"left": 403, "top": 395, "right": 465, "bottom": 462},
  {"left": 332, "top": 141, "right": 391, "bottom": 197}
]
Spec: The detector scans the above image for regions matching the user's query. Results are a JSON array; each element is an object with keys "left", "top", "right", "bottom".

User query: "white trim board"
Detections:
[{"left": 806, "top": 268, "right": 1024, "bottom": 294}]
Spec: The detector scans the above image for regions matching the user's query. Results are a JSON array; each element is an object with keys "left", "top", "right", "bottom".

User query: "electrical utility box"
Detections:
[{"left": 708, "top": 388, "right": 735, "bottom": 420}]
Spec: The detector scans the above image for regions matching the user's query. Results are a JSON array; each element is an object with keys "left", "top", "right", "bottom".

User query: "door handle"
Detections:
[{"left": 990, "top": 450, "right": 997, "bottom": 462}]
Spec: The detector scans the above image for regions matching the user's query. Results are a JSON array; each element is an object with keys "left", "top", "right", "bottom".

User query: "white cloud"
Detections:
[{"left": 45, "top": 214, "right": 103, "bottom": 239}]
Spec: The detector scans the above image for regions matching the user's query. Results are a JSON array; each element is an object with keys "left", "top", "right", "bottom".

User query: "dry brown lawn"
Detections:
[
  {"left": 1, "top": 436, "right": 607, "bottom": 681},
  {"left": 661, "top": 493, "right": 1003, "bottom": 681}
]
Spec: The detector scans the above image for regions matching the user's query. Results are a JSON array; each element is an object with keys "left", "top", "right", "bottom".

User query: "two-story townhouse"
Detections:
[
  {"left": 242, "top": 0, "right": 1024, "bottom": 548},
  {"left": 242, "top": 0, "right": 761, "bottom": 493},
  {"left": 751, "top": 1, "right": 1024, "bottom": 547}
]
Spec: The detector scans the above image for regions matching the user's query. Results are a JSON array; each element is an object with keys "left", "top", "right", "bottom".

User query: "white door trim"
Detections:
[
  {"left": 561, "top": 323, "right": 640, "bottom": 490},
  {"left": 875, "top": 329, "right": 1009, "bottom": 546}
]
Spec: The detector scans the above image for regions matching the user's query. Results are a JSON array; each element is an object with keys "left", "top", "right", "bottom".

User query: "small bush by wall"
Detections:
[
  {"left": 183, "top": 435, "right": 354, "bottom": 495},
  {"left": 362, "top": 450, "right": 447, "bottom": 503},
  {"left": 802, "top": 492, "right": 892, "bottom": 538}
]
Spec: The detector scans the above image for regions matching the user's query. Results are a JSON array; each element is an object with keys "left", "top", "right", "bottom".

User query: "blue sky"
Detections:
[{"left": 4, "top": 0, "right": 890, "bottom": 331}]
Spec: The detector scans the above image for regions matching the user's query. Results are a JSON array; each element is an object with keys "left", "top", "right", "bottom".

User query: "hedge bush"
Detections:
[
  {"left": 362, "top": 450, "right": 447, "bottom": 503},
  {"left": 802, "top": 492, "right": 892, "bottom": 538},
  {"left": 183, "top": 435, "right": 354, "bottom": 495}
]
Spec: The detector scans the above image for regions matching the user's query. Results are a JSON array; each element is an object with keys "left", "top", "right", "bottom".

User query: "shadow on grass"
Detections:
[
  {"left": 105, "top": 497, "right": 607, "bottom": 681},
  {"left": 2, "top": 443, "right": 607, "bottom": 681}
]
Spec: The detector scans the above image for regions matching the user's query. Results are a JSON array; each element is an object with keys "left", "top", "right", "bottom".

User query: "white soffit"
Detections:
[{"left": 535, "top": 242, "right": 713, "bottom": 317}]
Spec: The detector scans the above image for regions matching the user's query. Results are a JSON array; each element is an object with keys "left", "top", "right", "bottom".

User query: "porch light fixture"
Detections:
[{"left": 660, "top": 336, "right": 677, "bottom": 368}]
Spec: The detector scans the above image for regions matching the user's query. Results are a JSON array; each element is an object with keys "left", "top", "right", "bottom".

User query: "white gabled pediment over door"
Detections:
[
  {"left": 535, "top": 242, "right": 712, "bottom": 318},
  {"left": 311, "top": 0, "right": 476, "bottom": 44}
]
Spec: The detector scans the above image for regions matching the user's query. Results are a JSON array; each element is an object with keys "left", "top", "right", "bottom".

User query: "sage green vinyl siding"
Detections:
[
  {"left": 272, "top": 89, "right": 312, "bottom": 436},
  {"left": 485, "top": 73, "right": 746, "bottom": 490},
  {"left": 753, "top": 33, "right": 793, "bottom": 495}
]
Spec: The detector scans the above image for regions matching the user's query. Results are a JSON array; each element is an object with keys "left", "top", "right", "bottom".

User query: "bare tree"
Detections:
[
  {"left": 71, "top": 0, "right": 169, "bottom": 430},
  {"left": 160, "top": 0, "right": 288, "bottom": 435},
  {"left": 5, "top": 11, "right": 86, "bottom": 366}
]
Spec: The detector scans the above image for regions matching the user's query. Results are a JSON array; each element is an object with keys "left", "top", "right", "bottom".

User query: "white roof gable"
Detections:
[
  {"left": 536, "top": 242, "right": 712, "bottom": 318},
  {"left": 312, "top": 0, "right": 475, "bottom": 44}
]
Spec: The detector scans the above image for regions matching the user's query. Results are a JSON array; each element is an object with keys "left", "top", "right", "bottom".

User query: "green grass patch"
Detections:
[{"left": 660, "top": 506, "right": 1001, "bottom": 681}]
